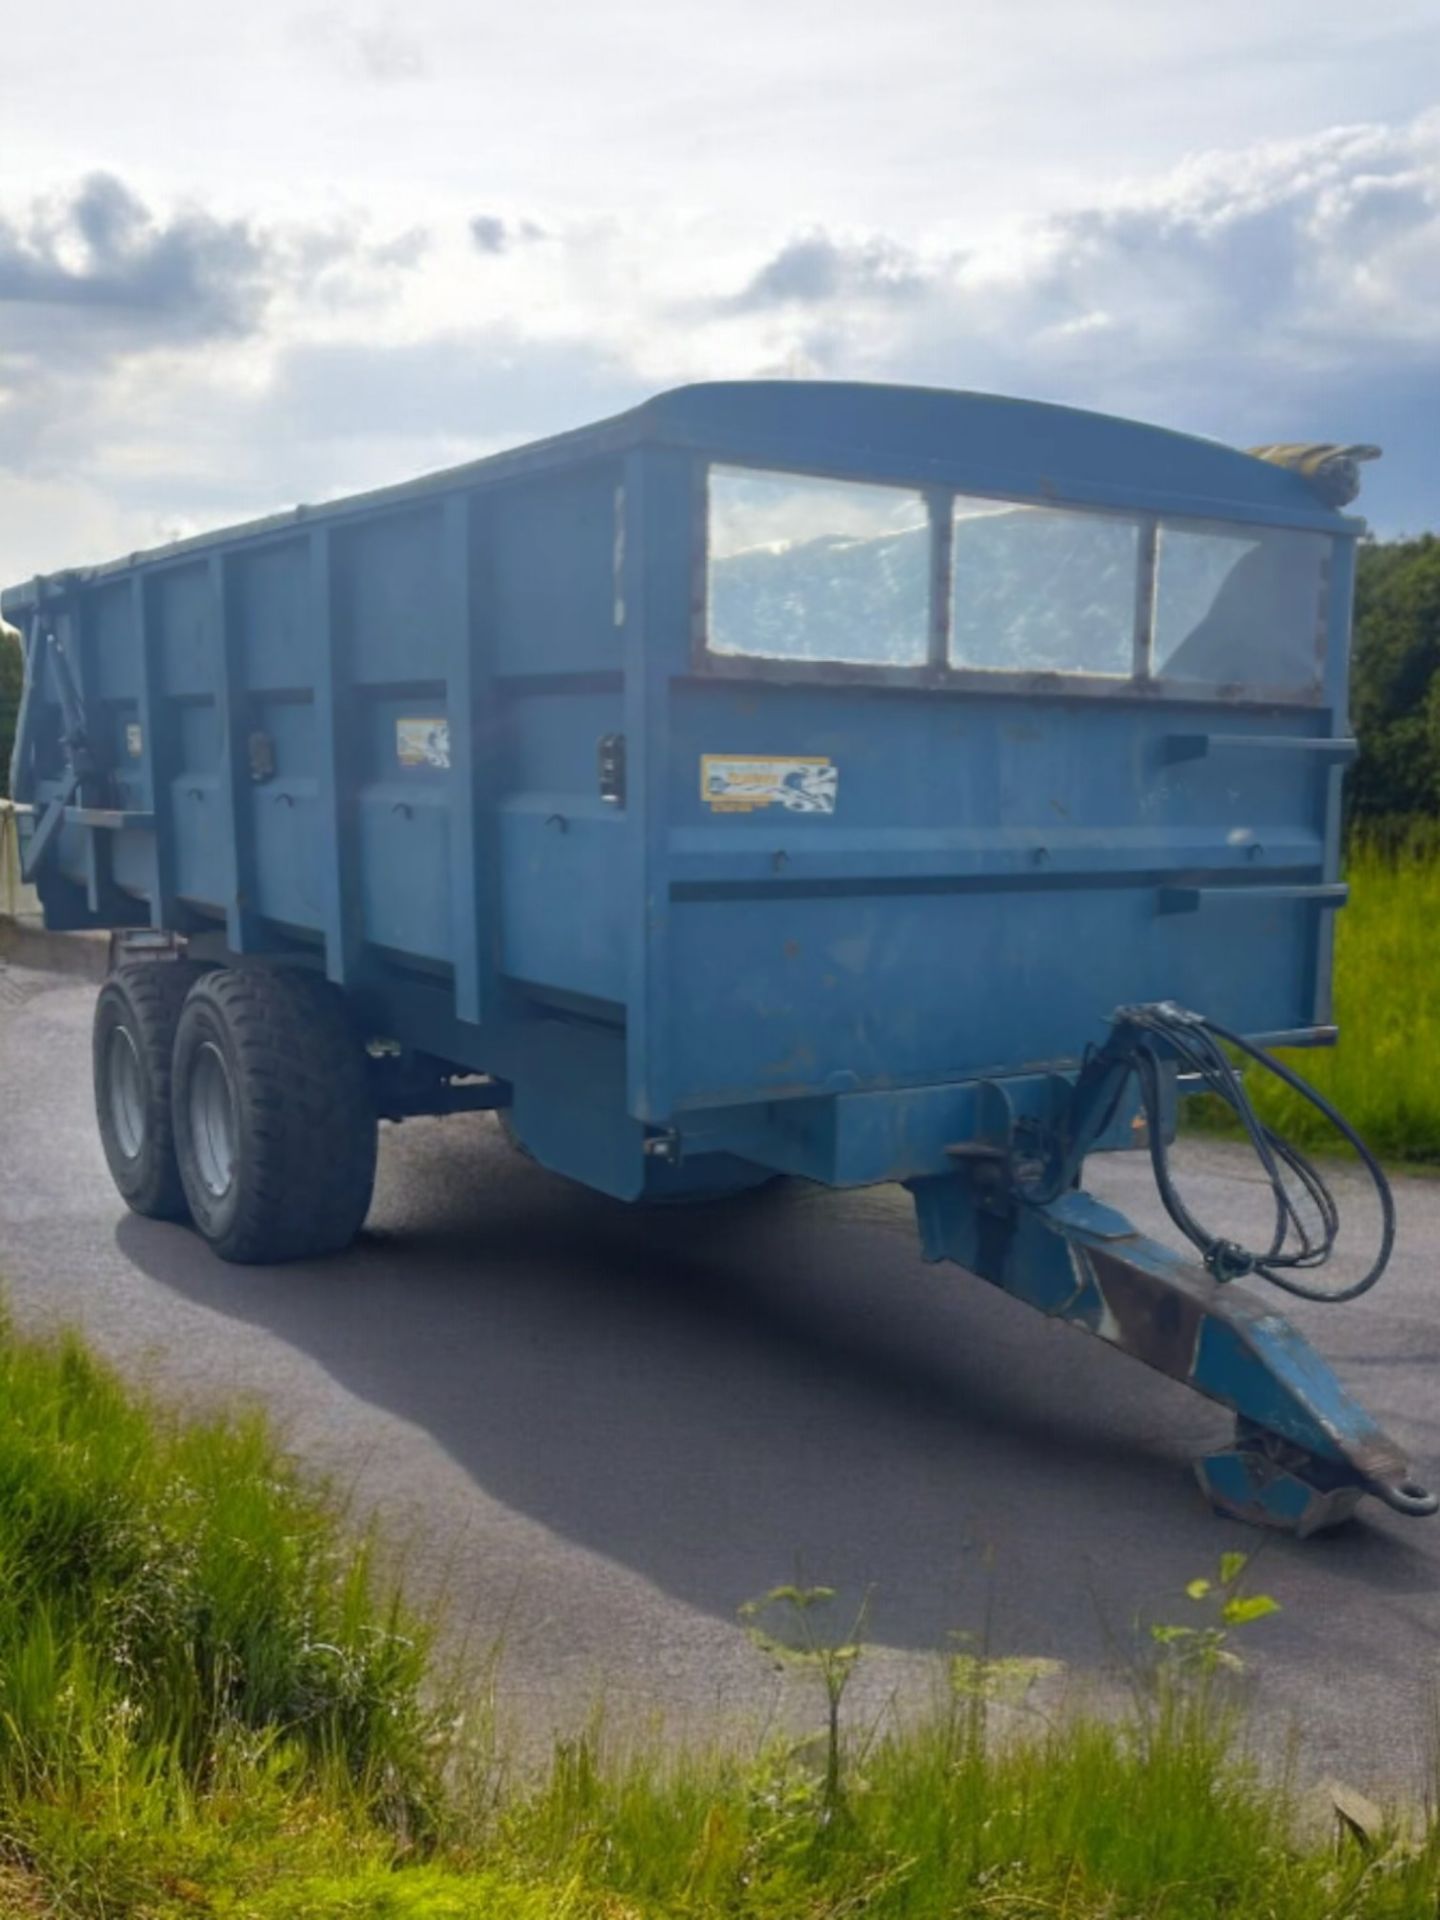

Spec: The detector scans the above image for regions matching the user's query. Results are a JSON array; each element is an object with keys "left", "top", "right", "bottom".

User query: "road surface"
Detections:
[{"left": 1, "top": 961, "right": 1437, "bottom": 1786}]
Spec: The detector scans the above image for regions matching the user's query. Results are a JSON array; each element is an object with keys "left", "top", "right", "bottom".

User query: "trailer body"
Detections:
[{"left": 5, "top": 381, "right": 1355, "bottom": 1198}]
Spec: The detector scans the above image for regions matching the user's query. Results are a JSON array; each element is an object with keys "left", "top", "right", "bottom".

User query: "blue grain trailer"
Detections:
[{"left": 6, "top": 382, "right": 1432, "bottom": 1534}]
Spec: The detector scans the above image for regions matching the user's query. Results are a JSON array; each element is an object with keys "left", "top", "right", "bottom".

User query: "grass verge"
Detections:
[
  {"left": 1189, "top": 841, "right": 1440, "bottom": 1163},
  {"left": 1, "top": 1309, "right": 1438, "bottom": 1917}
]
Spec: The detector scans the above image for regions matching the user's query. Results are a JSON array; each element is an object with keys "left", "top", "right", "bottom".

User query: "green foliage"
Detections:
[
  {"left": 486, "top": 1653, "right": 1440, "bottom": 1920},
  {"left": 2, "top": 1310, "right": 1439, "bottom": 1917},
  {"left": 739, "top": 1582, "right": 870, "bottom": 1813},
  {"left": 947, "top": 1649, "right": 1062, "bottom": 1703},
  {"left": 1349, "top": 534, "right": 1440, "bottom": 829},
  {"left": 0, "top": 1306, "right": 446, "bottom": 1909},
  {"left": 0, "top": 619, "right": 21, "bottom": 800},
  {"left": 1150, "top": 1552, "right": 1281, "bottom": 1676},
  {"left": 1190, "top": 840, "right": 1440, "bottom": 1160}
]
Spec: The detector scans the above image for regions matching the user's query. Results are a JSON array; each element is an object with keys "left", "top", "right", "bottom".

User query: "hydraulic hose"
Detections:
[{"left": 1108, "top": 1001, "right": 1395, "bottom": 1304}]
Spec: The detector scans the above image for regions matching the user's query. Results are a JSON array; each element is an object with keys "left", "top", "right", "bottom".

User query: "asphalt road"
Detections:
[{"left": 1, "top": 961, "right": 1437, "bottom": 1787}]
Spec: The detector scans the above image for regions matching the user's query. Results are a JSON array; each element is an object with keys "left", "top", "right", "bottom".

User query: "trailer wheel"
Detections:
[
  {"left": 171, "top": 968, "right": 377, "bottom": 1264},
  {"left": 93, "top": 961, "right": 205, "bottom": 1220}
]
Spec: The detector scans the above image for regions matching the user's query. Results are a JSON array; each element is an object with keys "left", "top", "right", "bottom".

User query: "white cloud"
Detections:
[
  {"left": 726, "top": 113, "right": 1440, "bottom": 374},
  {"left": 291, "top": 8, "right": 427, "bottom": 84},
  {"left": 697, "top": 113, "right": 1440, "bottom": 526},
  {"left": 0, "top": 174, "right": 272, "bottom": 356},
  {"left": 3, "top": 107, "right": 1440, "bottom": 582}
]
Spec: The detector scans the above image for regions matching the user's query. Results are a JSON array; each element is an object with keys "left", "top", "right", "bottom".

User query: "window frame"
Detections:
[{"left": 691, "top": 457, "right": 1332, "bottom": 708}]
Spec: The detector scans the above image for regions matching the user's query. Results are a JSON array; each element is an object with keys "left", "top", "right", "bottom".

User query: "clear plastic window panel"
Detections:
[
  {"left": 950, "top": 499, "right": 1141, "bottom": 675},
  {"left": 1153, "top": 523, "right": 1327, "bottom": 691},
  {"left": 707, "top": 466, "right": 931, "bottom": 665}
]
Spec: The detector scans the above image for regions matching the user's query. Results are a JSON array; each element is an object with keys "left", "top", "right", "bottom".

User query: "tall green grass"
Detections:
[
  {"left": 2, "top": 1309, "right": 1439, "bottom": 1917},
  {"left": 1200, "top": 841, "right": 1440, "bottom": 1162},
  {"left": 0, "top": 1307, "right": 446, "bottom": 1910}
]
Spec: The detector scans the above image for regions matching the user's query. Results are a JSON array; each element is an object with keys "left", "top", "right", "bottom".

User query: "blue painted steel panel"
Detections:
[
  {"left": 92, "top": 583, "right": 139, "bottom": 701},
  {"left": 337, "top": 507, "right": 449, "bottom": 687},
  {"left": 488, "top": 465, "right": 624, "bottom": 676},
  {"left": 233, "top": 540, "right": 313, "bottom": 693},
  {"left": 154, "top": 564, "right": 217, "bottom": 699}
]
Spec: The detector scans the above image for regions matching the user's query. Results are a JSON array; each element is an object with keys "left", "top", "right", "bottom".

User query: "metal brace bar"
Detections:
[
  {"left": 1163, "top": 733, "right": 1358, "bottom": 764},
  {"left": 7, "top": 607, "right": 46, "bottom": 805},
  {"left": 19, "top": 768, "right": 79, "bottom": 881},
  {"left": 1158, "top": 883, "right": 1349, "bottom": 914}
]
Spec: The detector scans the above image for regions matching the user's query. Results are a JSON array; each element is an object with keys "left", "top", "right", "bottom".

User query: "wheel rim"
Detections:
[
  {"left": 189, "top": 1041, "right": 239, "bottom": 1200},
  {"left": 107, "top": 1024, "right": 146, "bottom": 1160}
]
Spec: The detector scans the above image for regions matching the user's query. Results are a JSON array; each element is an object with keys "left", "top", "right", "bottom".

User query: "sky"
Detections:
[{"left": 3, "top": 0, "right": 1440, "bottom": 583}]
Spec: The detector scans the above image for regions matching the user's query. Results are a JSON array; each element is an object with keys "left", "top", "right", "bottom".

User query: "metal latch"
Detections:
[{"left": 597, "top": 732, "right": 626, "bottom": 806}]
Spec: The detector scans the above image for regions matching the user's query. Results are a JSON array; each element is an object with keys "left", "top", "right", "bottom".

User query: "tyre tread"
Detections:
[
  {"left": 175, "top": 968, "right": 376, "bottom": 1264},
  {"left": 94, "top": 960, "right": 204, "bottom": 1219}
]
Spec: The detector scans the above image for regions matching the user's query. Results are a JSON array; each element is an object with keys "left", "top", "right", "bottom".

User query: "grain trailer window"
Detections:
[
  {"left": 706, "top": 465, "right": 931, "bottom": 666},
  {"left": 1152, "top": 522, "right": 1329, "bottom": 692},
  {"left": 949, "top": 498, "right": 1143, "bottom": 677}
]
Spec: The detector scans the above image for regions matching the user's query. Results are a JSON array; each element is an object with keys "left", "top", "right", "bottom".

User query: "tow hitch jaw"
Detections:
[{"left": 910, "top": 1178, "right": 1436, "bottom": 1539}]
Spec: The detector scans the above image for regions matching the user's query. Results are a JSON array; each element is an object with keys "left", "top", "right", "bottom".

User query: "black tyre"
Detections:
[
  {"left": 171, "top": 967, "right": 376, "bottom": 1264},
  {"left": 94, "top": 961, "right": 205, "bottom": 1220}
]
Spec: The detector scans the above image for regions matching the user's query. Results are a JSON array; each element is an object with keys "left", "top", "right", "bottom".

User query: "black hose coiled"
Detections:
[{"left": 1106, "top": 1001, "right": 1394, "bottom": 1303}]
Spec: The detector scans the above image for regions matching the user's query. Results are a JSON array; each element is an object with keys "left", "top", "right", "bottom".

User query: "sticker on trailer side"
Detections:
[
  {"left": 397, "top": 717, "right": 450, "bottom": 769},
  {"left": 700, "top": 754, "right": 837, "bottom": 814}
]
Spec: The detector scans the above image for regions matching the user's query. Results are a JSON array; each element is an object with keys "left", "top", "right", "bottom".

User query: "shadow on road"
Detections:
[{"left": 119, "top": 1113, "right": 1437, "bottom": 1665}]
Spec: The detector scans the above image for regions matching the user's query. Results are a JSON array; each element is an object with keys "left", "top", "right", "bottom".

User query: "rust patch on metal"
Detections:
[{"left": 1087, "top": 1244, "right": 1205, "bottom": 1383}]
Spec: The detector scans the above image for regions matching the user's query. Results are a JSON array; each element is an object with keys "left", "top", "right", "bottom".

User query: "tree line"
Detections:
[{"left": 1348, "top": 535, "right": 1440, "bottom": 831}]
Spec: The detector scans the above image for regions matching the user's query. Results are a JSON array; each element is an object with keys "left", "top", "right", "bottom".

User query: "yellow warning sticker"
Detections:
[
  {"left": 396, "top": 718, "right": 451, "bottom": 769},
  {"left": 700, "top": 754, "right": 837, "bottom": 815}
]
